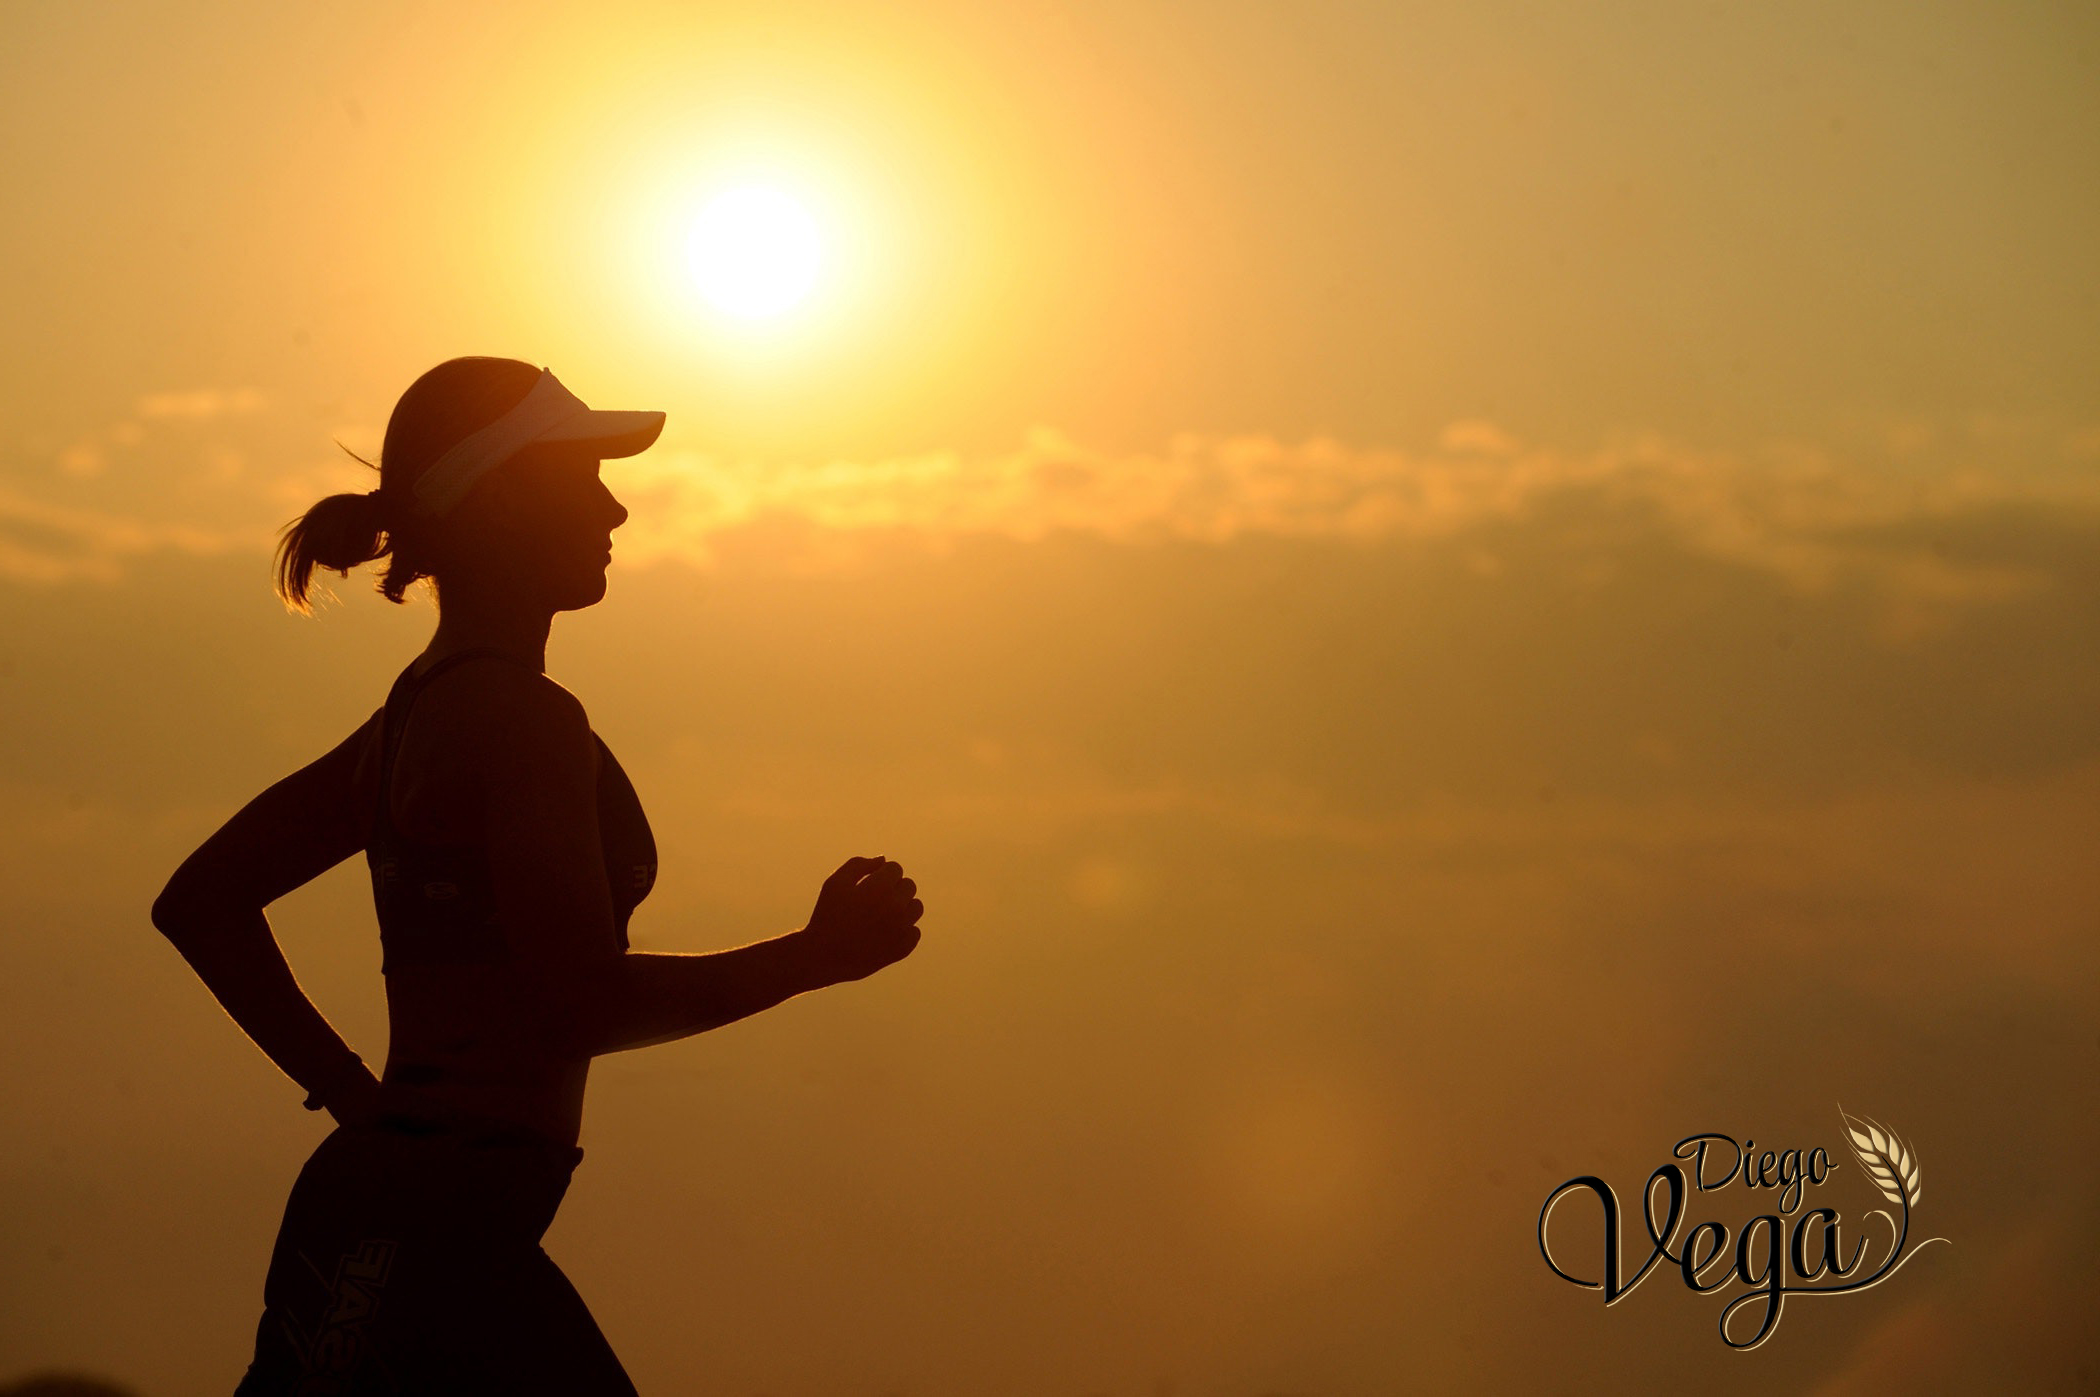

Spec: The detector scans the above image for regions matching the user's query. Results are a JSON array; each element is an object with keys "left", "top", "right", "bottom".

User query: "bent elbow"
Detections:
[
  {"left": 150, "top": 872, "right": 240, "bottom": 944},
  {"left": 150, "top": 882, "right": 194, "bottom": 940}
]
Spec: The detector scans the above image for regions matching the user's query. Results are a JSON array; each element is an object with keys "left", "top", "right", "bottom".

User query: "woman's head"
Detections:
[{"left": 274, "top": 357, "right": 651, "bottom": 615}]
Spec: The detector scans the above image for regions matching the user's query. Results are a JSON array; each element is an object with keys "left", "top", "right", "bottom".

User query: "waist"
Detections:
[
  {"left": 377, "top": 1046, "right": 589, "bottom": 1151},
  {"left": 365, "top": 1099, "right": 583, "bottom": 1156},
  {"left": 368, "top": 1109, "right": 583, "bottom": 1161}
]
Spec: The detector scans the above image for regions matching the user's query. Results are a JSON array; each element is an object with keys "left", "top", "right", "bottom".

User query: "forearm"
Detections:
[
  {"left": 580, "top": 930, "right": 840, "bottom": 1057},
  {"left": 155, "top": 906, "right": 372, "bottom": 1103}
]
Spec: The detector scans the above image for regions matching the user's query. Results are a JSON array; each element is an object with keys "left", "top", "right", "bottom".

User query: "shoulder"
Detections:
[
  {"left": 413, "top": 657, "right": 597, "bottom": 785},
  {"left": 429, "top": 656, "right": 584, "bottom": 722}
]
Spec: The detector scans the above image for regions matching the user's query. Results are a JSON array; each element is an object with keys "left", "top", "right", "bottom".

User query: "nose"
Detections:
[{"left": 598, "top": 477, "right": 628, "bottom": 530}]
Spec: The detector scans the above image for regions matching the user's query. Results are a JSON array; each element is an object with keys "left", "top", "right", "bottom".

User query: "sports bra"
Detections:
[{"left": 366, "top": 648, "right": 657, "bottom": 974}]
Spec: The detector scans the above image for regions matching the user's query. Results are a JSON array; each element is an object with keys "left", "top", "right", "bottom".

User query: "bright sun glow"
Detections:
[{"left": 685, "top": 186, "right": 824, "bottom": 320}]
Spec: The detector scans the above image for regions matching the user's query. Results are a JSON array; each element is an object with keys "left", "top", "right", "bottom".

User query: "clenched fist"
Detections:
[{"left": 800, "top": 856, "right": 923, "bottom": 985}]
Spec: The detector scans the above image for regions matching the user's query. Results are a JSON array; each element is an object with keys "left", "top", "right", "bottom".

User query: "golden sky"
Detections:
[{"left": 3, "top": 2, "right": 2098, "bottom": 1393}]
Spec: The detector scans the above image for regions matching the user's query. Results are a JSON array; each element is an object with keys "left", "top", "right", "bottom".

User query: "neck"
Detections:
[{"left": 425, "top": 581, "right": 554, "bottom": 674}]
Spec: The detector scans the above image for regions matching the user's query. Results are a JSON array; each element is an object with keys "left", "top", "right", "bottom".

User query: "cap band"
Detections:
[{"left": 412, "top": 368, "right": 591, "bottom": 517}]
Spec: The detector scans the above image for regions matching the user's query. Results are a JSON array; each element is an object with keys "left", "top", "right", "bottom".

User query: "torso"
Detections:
[{"left": 347, "top": 650, "right": 653, "bottom": 1148}]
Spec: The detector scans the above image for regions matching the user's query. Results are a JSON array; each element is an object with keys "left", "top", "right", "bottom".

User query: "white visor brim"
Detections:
[{"left": 412, "top": 369, "right": 666, "bottom": 517}]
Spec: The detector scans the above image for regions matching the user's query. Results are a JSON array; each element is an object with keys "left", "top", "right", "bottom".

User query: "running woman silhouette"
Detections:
[{"left": 151, "top": 356, "right": 923, "bottom": 1394}]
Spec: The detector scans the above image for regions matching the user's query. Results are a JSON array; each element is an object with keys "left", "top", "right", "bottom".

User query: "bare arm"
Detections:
[
  {"left": 478, "top": 677, "right": 922, "bottom": 1059},
  {"left": 589, "top": 858, "right": 923, "bottom": 1055},
  {"left": 150, "top": 717, "right": 383, "bottom": 1113}
]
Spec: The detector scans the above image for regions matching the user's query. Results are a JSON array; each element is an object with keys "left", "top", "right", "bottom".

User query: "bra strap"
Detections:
[{"left": 374, "top": 648, "right": 546, "bottom": 839}]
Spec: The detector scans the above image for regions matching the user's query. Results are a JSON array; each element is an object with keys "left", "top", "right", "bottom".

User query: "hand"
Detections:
[
  {"left": 800, "top": 855, "right": 923, "bottom": 985},
  {"left": 319, "top": 1064, "right": 389, "bottom": 1130}
]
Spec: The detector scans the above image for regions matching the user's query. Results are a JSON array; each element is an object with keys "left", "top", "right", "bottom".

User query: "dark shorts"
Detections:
[{"left": 233, "top": 1120, "right": 636, "bottom": 1396}]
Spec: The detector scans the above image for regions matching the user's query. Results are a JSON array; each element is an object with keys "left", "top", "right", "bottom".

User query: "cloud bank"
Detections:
[
  {"left": 8, "top": 404, "right": 2098, "bottom": 645},
  {"left": 605, "top": 425, "right": 2098, "bottom": 639}
]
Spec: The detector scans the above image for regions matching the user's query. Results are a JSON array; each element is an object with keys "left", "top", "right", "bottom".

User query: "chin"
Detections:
[{"left": 552, "top": 574, "right": 610, "bottom": 612}]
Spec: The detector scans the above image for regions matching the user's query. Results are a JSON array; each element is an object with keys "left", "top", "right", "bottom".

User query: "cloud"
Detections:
[
  {"left": 131, "top": 387, "right": 265, "bottom": 420},
  {"left": 0, "top": 485, "right": 237, "bottom": 583},
  {"left": 7, "top": 407, "right": 2096, "bottom": 628},
  {"left": 605, "top": 426, "right": 2097, "bottom": 628}
]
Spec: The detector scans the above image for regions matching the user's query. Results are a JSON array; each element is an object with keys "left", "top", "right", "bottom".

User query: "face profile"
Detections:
[{"left": 438, "top": 440, "right": 631, "bottom": 614}]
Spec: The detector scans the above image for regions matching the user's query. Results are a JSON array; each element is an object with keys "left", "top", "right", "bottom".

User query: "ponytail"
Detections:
[
  {"left": 277, "top": 357, "right": 540, "bottom": 613},
  {"left": 273, "top": 488, "right": 418, "bottom": 613}
]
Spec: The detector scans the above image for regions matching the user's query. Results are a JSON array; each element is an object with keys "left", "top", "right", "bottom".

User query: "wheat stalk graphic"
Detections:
[{"left": 1838, "top": 1106, "right": 1923, "bottom": 1209}]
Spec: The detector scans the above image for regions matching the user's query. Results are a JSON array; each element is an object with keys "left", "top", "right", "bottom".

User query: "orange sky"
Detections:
[{"left": 3, "top": 3, "right": 2097, "bottom": 1394}]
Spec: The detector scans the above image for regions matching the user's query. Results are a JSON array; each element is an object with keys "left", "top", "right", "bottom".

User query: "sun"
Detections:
[{"left": 685, "top": 185, "right": 824, "bottom": 320}]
